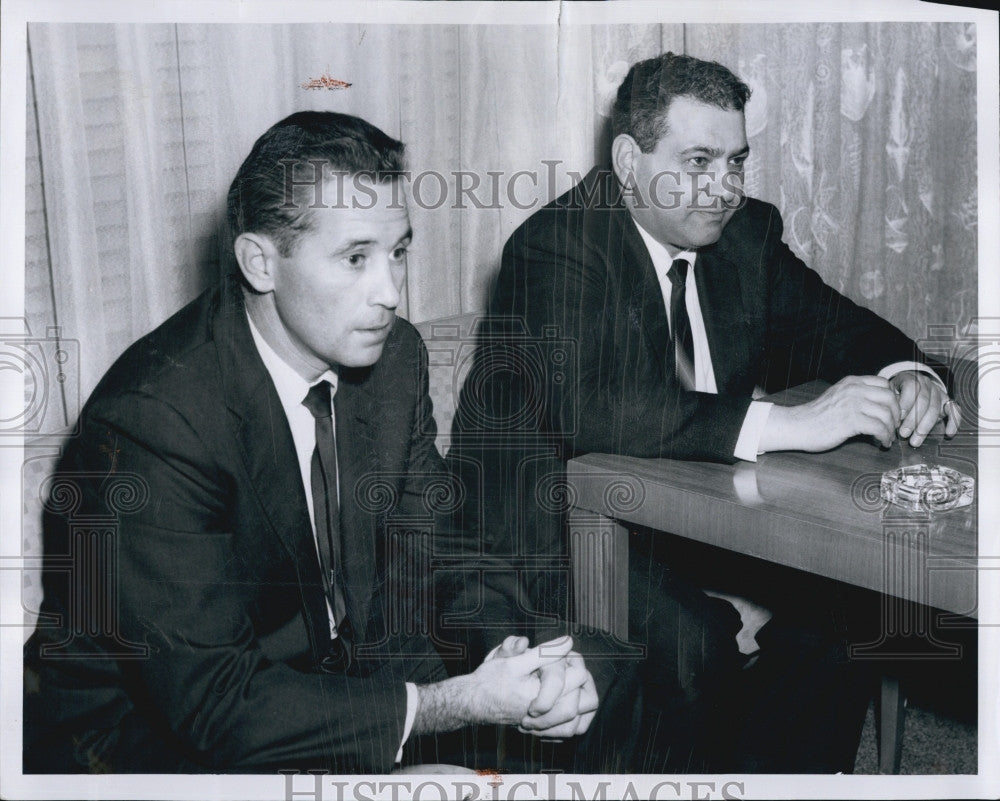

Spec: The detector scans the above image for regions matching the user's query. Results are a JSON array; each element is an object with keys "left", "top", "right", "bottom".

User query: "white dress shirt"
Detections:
[
  {"left": 631, "top": 219, "right": 944, "bottom": 461},
  {"left": 246, "top": 313, "right": 417, "bottom": 759}
]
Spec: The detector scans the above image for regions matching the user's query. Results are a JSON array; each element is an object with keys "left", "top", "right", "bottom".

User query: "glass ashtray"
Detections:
[{"left": 880, "top": 464, "right": 975, "bottom": 513}]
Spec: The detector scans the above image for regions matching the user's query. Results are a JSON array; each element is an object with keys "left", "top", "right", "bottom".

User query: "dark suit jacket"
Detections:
[
  {"left": 448, "top": 166, "right": 944, "bottom": 617},
  {"left": 24, "top": 275, "right": 469, "bottom": 773}
]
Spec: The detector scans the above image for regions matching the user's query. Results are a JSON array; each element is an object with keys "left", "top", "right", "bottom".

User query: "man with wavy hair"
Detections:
[{"left": 450, "top": 53, "right": 960, "bottom": 772}]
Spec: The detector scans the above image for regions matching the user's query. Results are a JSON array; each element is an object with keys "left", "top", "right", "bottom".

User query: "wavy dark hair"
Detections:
[
  {"left": 612, "top": 52, "right": 751, "bottom": 153},
  {"left": 227, "top": 111, "right": 406, "bottom": 255}
]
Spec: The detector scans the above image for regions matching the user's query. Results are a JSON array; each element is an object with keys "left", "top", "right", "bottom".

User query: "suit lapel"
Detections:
[
  {"left": 213, "top": 277, "right": 331, "bottom": 656},
  {"left": 334, "top": 372, "right": 379, "bottom": 637},
  {"left": 694, "top": 247, "right": 750, "bottom": 393},
  {"left": 613, "top": 206, "right": 672, "bottom": 373}
]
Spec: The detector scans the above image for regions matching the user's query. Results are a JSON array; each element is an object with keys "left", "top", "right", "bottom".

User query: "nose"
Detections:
[
  {"left": 716, "top": 169, "right": 744, "bottom": 210},
  {"left": 369, "top": 256, "right": 402, "bottom": 310}
]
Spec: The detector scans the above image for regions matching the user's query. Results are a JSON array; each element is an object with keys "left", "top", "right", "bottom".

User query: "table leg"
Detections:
[
  {"left": 568, "top": 508, "right": 629, "bottom": 639},
  {"left": 876, "top": 674, "right": 905, "bottom": 774}
]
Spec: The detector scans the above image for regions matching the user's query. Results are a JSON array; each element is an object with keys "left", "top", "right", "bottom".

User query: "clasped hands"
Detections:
[{"left": 472, "top": 634, "right": 598, "bottom": 739}]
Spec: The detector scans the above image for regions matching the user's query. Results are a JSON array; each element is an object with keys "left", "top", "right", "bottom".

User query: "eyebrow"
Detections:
[
  {"left": 338, "top": 228, "right": 413, "bottom": 252},
  {"left": 680, "top": 145, "right": 751, "bottom": 158}
]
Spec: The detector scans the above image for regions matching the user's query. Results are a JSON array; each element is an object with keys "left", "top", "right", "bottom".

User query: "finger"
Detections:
[
  {"left": 519, "top": 719, "right": 577, "bottom": 739},
  {"left": 520, "top": 688, "right": 581, "bottom": 732},
  {"left": 563, "top": 674, "right": 598, "bottom": 738},
  {"left": 560, "top": 654, "right": 591, "bottom": 694},
  {"left": 877, "top": 388, "right": 904, "bottom": 432},
  {"left": 908, "top": 392, "right": 944, "bottom": 447},
  {"left": 898, "top": 405, "right": 918, "bottom": 439},
  {"left": 535, "top": 635, "right": 574, "bottom": 658},
  {"left": 855, "top": 393, "right": 899, "bottom": 448},
  {"left": 521, "top": 720, "right": 577, "bottom": 739},
  {"left": 507, "top": 636, "right": 574, "bottom": 676},
  {"left": 895, "top": 376, "right": 919, "bottom": 432},
  {"left": 573, "top": 709, "right": 597, "bottom": 736},
  {"left": 859, "top": 402, "right": 897, "bottom": 448},
  {"left": 851, "top": 383, "right": 901, "bottom": 431},
  {"left": 895, "top": 373, "right": 918, "bottom": 411},
  {"left": 887, "top": 389, "right": 903, "bottom": 430},
  {"left": 841, "top": 375, "right": 889, "bottom": 389},
  {"left": 523, "top": 700, "right": 597, "bottom": 739},
  {"left": 577, "top": 673, "right": 599, "bottom": 716},
  {"left": 899, "top": 380, "right": 933, "bottom": 439},
  {"left": 495, "top": 635, "right": 529, "bottom": 659},
  {"left": 944, "top": 401, "right": 962, "bottom": 438},
  {"left": 528, "top": 658, "right": 567, "bottom": 717}
]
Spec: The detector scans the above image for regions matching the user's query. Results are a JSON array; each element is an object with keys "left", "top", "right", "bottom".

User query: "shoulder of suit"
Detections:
[
  {"left": 87, "top": 284, "right": 223, "bottom": 408},
  {"left": 63, "top": 285, "right": 231, "bottom": 473},
  {"left": 726, "top": 196, "right": 783, "bottom": 234},
  {"left": 383, "top": 315, "right": 423, "bottom": 356},
  {"left": 709, "top": 196, "right": 786, "bottom": 259},
  {"left": 503, "top": 166, "right": 619, "bottom": 251}
]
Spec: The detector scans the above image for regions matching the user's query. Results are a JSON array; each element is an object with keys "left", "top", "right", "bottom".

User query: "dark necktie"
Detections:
[
  {"left": 302, "top": 381, "right": 350, "bottom": 640},
  {"left": 668, "top": 258, "right": 696, "bottom": 390}
]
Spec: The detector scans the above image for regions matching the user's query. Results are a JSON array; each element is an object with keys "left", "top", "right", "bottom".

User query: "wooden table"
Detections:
[{"left": 566, "top": 382, "right": 978, "bottom": 773}]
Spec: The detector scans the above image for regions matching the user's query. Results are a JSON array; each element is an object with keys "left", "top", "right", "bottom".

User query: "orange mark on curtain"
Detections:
[{"left": 301, "top": 72, "right": 352, "bottom": 90}]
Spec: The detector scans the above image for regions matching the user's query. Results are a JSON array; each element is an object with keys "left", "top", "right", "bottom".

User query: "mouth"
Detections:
[
  {"left": 695, "top": 208, "right": 732, "bottom": 221},
  {"left": 358, "top": 319, "right": 394, "bottom": 336}
]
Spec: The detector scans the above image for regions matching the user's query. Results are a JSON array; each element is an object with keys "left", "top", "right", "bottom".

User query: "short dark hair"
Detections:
[
  {"left": 226, "top": 111, "right": 406, "bottom": 255},
  {"left": 611, "top": 52, "right": 751, "bottom": 153}
]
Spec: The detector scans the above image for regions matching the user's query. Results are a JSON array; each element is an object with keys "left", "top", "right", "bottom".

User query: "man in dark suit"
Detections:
[
  {"left": 23, "top": 112, "right": 638, "bottom": 774},
  {"left": 449, "top": 53, "right": 962, "bottom": 772}
]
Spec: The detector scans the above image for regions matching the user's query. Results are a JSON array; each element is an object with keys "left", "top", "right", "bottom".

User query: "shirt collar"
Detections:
[
  {"left": 631, "top": 217, "right": 698, "bottom": 276},
  {"left": 246, "top": 311, "right": 338, "bottom": 411}
]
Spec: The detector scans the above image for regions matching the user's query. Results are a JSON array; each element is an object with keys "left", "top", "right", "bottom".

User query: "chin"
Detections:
[
  {"left": 690, "top": 230, "right": 725, "bottom": 248},
  {"left": 338, "top": 347, "right": 386, "bottom": 369}
]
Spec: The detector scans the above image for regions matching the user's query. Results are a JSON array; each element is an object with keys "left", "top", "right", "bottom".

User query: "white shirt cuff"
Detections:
[
  {"left": 395, "top": 682, "right": 419, "bottom": 763},
  {"left": 734, "top": 401, "right": 774, "bottom": 462},
  {"left": 878, "top": 361, "right": 947, "bottom": 392}
]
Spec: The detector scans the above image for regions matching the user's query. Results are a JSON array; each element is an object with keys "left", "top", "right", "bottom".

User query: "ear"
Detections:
[
  {"left": 234, "top": 232, "right": 278, "bottom": 293},
  {"left": 611, "top": 133, "right": 639, "bottom": 187}
]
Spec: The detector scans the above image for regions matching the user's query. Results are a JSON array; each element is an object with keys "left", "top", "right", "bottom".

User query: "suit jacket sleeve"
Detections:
[
  {"left": 752, "top": 202, "right": 944, "bottom": 390},
  {"left": 66, "top": 391, "right": 409, "bottom": 773}
]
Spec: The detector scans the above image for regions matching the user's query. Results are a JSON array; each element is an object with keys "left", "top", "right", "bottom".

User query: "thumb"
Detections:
[
  {"left": 495, "top": 635, "right": 529, "bottom": 658},
  {"left": 535, "top": 635, "right": 574, "bottom": 659},
  {"left": 509, "top": 636, "right": 574, "bottom": 675},
  {"left": 895, "top": 374, "right": 917, "bottom": 414}
]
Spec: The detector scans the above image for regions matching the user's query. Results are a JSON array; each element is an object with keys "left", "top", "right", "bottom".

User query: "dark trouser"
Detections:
[
  {"left": 22, "top": 633, "right": 457, "bottom": 774},
  {"left": 629, "top": 529, "right": 876, "bottom": 773}
]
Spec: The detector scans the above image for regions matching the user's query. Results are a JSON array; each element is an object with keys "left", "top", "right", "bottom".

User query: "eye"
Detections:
[
  {"left": 390, "top": 246, "right": 409, "bottom": 262},
  {"left": 688, "top": 156, "right": 710, "bottom": 169},
  {"left": 729, "top": 156, "right": 747, "bottom": 169},
  {"left": 345, "top": 253, "right": 366, "bottom": 268}
]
